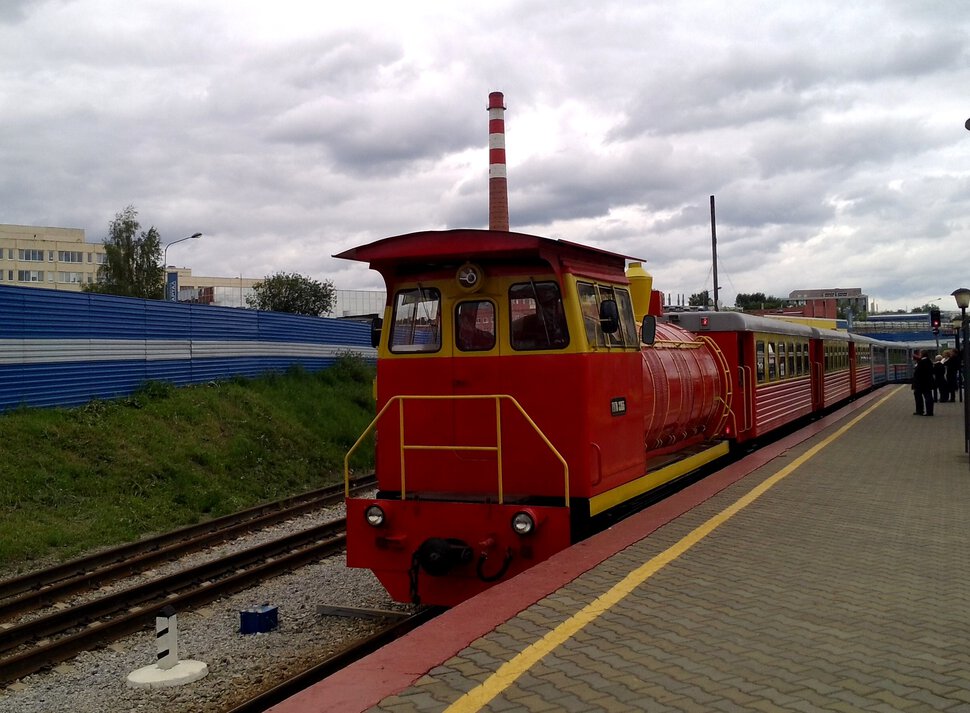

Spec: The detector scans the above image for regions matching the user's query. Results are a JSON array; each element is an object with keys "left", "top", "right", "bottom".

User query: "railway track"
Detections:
[
  {"left": 0, "top": 476, "right": 375, "bottom": 684},
  {"left": 0, "top": 475, "right": 375, "bottom": 620}
]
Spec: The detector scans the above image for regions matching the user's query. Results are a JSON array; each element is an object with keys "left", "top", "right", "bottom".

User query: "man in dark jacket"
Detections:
[
  {"left": 912, "top": 350, "right": 935, "bottom": 416},
  {"left": 946, "top": 348, "right": 962, "bottom": 401}
]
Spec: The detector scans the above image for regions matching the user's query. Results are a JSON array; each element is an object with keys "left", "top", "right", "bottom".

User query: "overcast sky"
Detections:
[{"left": 3, "top": 0, "right": 969, "bottom": 312}]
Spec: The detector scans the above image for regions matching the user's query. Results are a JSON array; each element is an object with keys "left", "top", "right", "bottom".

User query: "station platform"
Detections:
[{"left": 271, "top": 385, "right": 970, "bottom": 712}]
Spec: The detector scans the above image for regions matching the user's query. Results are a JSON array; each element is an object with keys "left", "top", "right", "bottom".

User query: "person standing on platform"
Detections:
[
  {"left": 933, "top": 354, "right": 948, "bottom": 402},
  {"left": 947, "top": 347, "right": 962, "bottom": 401},
  {"left": 912, "top": 350, "right": 935, "bottom": 416}
]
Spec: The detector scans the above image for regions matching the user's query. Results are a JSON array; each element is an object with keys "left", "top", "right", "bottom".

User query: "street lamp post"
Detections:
[
  {"left": 163, "top": 232, "right": 202, "bottom": 267},
  {"left": 951, "top": 288, "right": 970, "bottom": 464},
  {"left": 951, "top": 316, "right": 963, "bottom": 404},
  {"left": 162, "top": 233, "right": 202, "bottom": 302}
]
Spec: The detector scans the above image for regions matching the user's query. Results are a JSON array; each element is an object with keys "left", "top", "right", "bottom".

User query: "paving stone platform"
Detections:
[{"left": 272, "top": 385, "right": 970, "bottom": 713}]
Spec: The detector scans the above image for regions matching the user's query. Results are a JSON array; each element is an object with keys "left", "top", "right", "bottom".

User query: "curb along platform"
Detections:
[{"left": 272, "top": 385, "right": 970, "bottom": 712}]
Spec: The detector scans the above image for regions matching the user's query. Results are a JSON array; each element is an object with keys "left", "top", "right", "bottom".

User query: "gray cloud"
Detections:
[{"left": 1, "top": 0, "right": 969, "bottom": 311}]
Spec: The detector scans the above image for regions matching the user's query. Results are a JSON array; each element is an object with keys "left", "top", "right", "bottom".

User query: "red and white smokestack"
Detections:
[{"left": 487, "top": 91, "right": 509, "bottom": 231}]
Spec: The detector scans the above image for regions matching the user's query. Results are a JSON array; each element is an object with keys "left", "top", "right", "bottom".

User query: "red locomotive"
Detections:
[
  {"left": 338, "top": 231, "right": 736, "bottom": 605},
  {"left": 337, "top": 94, "right": 909, "bottom": 607}
]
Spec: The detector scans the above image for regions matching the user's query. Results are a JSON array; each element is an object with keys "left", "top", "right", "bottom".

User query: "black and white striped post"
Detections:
[
  {"left": 127, "top": 606, "right": 208, "bottom": 689},
  {"left": 156, "top": 605, "right": 179, "bottom": 670}
]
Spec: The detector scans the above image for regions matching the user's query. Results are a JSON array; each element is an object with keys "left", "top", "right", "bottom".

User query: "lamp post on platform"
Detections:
[
  {"left": 951, "top": 288, "right": 970, "bottom": 463},
  {"left": 162, "top": 233, "right": 202, "bottom": 302}
]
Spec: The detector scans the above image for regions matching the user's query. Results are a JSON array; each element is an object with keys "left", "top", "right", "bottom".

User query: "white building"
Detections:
[{"left": 0, "top": 223, "right": 384, "bottom": 314}]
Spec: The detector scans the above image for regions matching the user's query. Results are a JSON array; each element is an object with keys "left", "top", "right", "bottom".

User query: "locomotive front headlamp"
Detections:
[
  {"left": 511, "top": 511, "right": 535, "bottom": 535},
  {"left": 364, "top": 505, "right": 386, "bottom": 527}
]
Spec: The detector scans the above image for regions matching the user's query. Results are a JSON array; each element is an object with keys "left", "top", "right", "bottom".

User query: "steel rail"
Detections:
[
  {"left": 0, "top": 476, "right": 375, "bottom": 618},
  {"left": 0, "top": 520, "right": 348, "bottom": 683}
]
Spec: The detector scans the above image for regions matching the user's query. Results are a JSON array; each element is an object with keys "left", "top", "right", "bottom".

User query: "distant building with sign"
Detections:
[{"left": 788, "top": 288, "right": 869, "bottom": 317}]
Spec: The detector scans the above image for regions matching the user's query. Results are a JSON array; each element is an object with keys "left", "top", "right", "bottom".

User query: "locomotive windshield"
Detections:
[
  {"left": 389, "top": 287, "right": 441, "bottom": 353},
  {"left": 456, "top": 300, "right": 496, "bottom": 352},
  {"left": 509, "top": 281, "right": 569, "bottom": 350}
]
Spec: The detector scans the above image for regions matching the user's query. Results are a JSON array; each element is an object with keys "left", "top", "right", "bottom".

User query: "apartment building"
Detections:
[
  {"left": 1, "top": 223, "right": 385, "bottom": 313},
  {"left": 0, "top": 223, "right": 105, "bottom": 289}
]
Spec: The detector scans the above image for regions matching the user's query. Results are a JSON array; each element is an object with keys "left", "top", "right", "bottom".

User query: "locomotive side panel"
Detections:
[{"left": 576, "top": 352, "right": 648, "bottom": 497}]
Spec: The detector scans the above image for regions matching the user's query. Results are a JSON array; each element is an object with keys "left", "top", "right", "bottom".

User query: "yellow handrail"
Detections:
[{"left": 344, "top": 394, "right": 570, "bottom": 507}]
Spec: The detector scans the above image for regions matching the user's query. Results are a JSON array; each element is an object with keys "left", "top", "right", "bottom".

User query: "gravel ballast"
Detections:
[{"left": 1, "top": 508, "right": 413, "bottom": 713}]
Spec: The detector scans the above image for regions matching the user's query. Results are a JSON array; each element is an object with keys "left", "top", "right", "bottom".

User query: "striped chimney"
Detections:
[{"left": 487, "top": 91, "right": 509, "bottom": 231}]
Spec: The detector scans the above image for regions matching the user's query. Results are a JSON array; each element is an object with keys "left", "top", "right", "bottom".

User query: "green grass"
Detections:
[{"left": 0, "top": 356, "right": 376, "bottom": 573}]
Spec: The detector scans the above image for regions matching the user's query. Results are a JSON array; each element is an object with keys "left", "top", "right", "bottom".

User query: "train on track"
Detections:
[{"left": 338, "top": 93, "right": 918, "bottom": 607}]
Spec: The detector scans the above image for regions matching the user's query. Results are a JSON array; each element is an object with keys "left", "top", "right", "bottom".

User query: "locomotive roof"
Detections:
[{"left": 333, "top": 229, "right": 643, "bottom": 282}]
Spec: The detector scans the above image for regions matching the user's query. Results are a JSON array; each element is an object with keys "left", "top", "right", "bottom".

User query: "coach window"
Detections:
[
  {"left": 778, "top": 342, "right": 787, "bottom": 378},
  {"left": 767, "top": 342, "right": 777, "bottom": 381},
  {"left": 389, "top": 287, "right": 441, "bottom": 353},
  {"left": 756, "top": 341, "right": 766, "bottom": 383},
  {"left": 456, "top": 301, "right": 495, "bottom": 352},
  {"left": 788, "top": 343, "right": 797, "bottom": 377},
  {"left": 509, "top": 281, "right": 569, "bottom": 350}
]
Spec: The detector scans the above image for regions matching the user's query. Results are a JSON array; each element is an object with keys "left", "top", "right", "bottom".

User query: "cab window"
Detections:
[
  {"left": 509, "top": 281, "right": 569, "bottom": 350},
  {"left": 615, "top": 289, "right": 638, "bottom": 345},
  {"left": 389, "top": 287, "right": 441, "bottom": 353},
  {"left": 456, "top": 301, "right": 496, "bottom": 352},
  {"left": 577, "top": 282, "right": 639, "bottom": 348},
  {"left": 578, "top": 283, "right": 604, "bottom": 347}
]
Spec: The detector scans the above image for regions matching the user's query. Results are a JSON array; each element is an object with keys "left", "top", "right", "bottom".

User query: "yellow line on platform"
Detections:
[{"left": 443, "top": 386, "right": 902, "bottom": 713}]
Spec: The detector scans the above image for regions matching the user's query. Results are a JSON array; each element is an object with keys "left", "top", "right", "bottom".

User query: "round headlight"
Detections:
[
  {"left": 511, "top": 511, "right": 535, "bottom": 535},
  {"left": 365, "top": 505, "right": 385, "bottom": 527}
]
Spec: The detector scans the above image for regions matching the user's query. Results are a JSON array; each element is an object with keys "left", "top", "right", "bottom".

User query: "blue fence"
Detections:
[{"left": 0, "top": 285, "right": 376, "bottom": 411}]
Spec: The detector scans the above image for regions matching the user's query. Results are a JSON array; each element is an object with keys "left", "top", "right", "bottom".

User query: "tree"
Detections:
[
  {"left": 688, "top": 290, "right": 710, "bottom": 307},
  {"left": 734, "top": 292, "right": 786, "bottom": 311},
  {"left": 83, "top": 205, "right": 163, "bottom": 299},
  {"left": 246, "top": 272, "right": 336, "bottom": 316}
]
